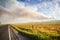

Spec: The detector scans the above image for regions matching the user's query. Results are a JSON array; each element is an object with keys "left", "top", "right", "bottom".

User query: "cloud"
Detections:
[
  {"left": 0, "top": 0, "right": 57, "bottom": 24},
  {"left": 17, "top": 0, "right": 60, "bottom": 19},
  {"left": 0, "top": 0, "right": 25, "bottom": 9},
  {"left": 32, "top": 0, "right": 60, "bottom": 19},
  {"left": 18, "top": 0, "right": 53, "bottom": 5},
  {"left": 0, "top": 7, "right": 49, "bottom": 24}
]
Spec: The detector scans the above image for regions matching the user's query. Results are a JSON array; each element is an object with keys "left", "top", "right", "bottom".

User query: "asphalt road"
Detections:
[
  {"left": 0, "top": 25, "right": 30, "bottom": 40},
  {"left": 0, "top": 25, "right": 9, "bottom": 40}
]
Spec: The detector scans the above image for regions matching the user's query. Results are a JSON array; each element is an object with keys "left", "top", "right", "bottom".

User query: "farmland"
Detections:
[{"left": 11, "top": 22, "right": 60, "bottom": 40}]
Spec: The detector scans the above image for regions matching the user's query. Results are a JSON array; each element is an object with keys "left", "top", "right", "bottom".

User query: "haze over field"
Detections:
[{"left": 0, "top": 0, "right": 60, "bottom": 24}]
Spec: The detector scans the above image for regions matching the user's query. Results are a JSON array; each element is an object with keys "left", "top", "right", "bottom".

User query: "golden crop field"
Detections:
[{"left": 11, "top": 22, "right": 60, "bottom": 40}]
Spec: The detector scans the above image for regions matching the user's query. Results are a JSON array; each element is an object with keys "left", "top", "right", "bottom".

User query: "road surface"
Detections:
[
  {"left": 0, "top": 25, "right": 9, "bottom": 40},
  {"left": 0, "top": 25, "right": 30, "bottom": 40}
]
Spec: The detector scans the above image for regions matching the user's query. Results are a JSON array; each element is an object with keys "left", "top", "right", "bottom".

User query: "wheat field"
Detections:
[{"left": 11, "top": 22, "right": 60, "bottom": 40}]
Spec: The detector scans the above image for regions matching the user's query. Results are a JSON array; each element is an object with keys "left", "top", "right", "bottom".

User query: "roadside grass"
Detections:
[
  {"left": 11, "top": 22, "right": 60, "bottom": 40},
  {"left": 0, "top": 24, "right": 7, "bottom": 26}
]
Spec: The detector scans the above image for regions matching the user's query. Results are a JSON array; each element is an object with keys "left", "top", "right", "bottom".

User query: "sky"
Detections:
[
  {"left": 0, "top": 0, "right": 60, "bottom": 19},
  {"left": 17, "top": 0, "right": 60, "bottom": 19},
  {"left": 0, "top": 0, "right": 60, "bottom": 24}
]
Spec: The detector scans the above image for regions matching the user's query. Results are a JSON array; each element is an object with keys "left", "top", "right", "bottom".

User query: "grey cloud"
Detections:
[{"left": 0, "top": 0, "right": 18, "bottom": 8}]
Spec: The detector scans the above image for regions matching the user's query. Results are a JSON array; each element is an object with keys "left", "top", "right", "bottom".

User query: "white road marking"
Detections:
[{"left": 8, "top": 25, "right": 11, "bottom": 40}]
